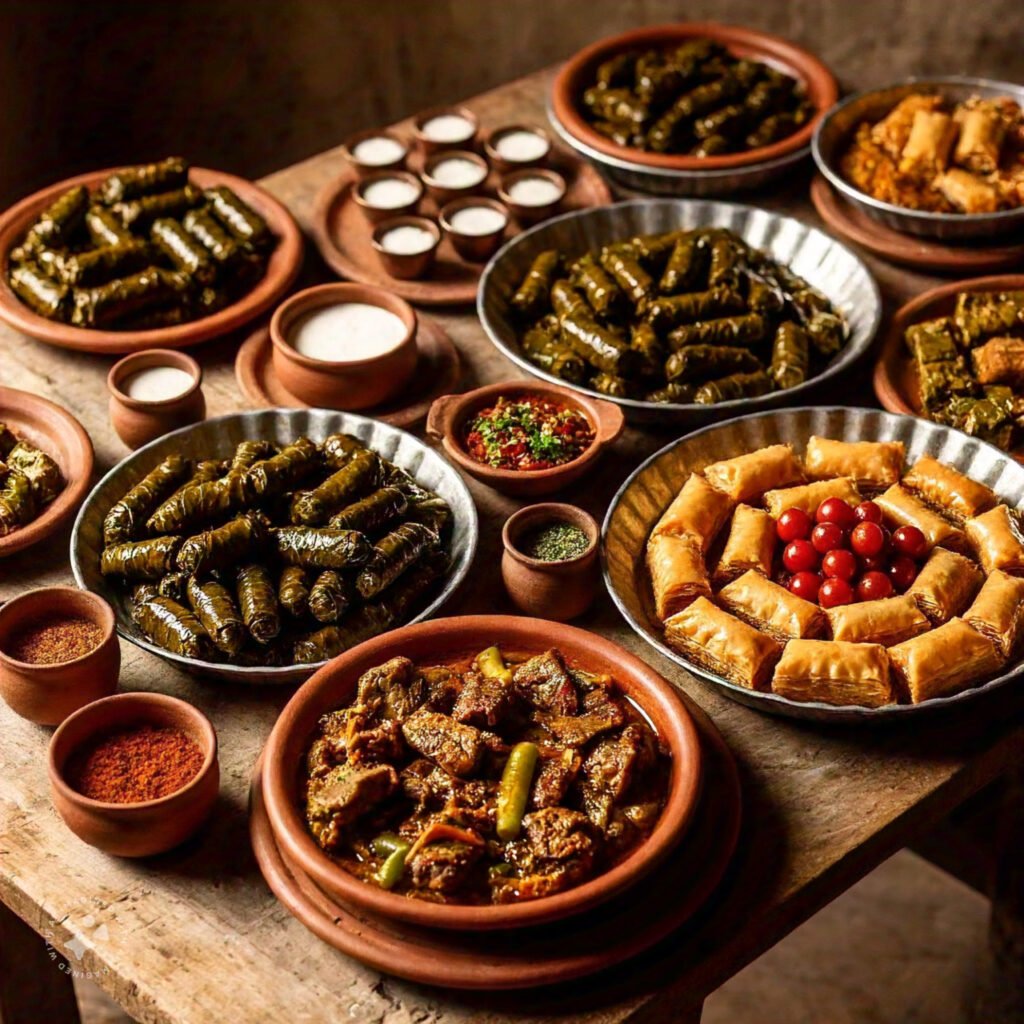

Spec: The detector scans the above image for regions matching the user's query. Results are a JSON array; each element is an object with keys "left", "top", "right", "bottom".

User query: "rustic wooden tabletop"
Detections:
[{"left": 0, "top": 66, "right": 1021, "bottom": 1024}]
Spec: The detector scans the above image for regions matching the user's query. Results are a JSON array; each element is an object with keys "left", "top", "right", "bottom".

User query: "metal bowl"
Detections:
[
  {"left": 812, "top": 77, "right": 1024, "bottom": 241},
  {"left": 602, "top": 406, "right": 1024, "bottom": 723},
  {"left": 70, "top": 409, "right": 478, "bottom": 685},
  {"left": 478, "top": 199, "right": 881, "bottom": 425}
]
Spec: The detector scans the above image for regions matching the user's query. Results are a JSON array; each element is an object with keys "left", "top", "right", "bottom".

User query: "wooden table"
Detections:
[{"left": 1, "top": 66, "right": 1021, "bottom": 1024}]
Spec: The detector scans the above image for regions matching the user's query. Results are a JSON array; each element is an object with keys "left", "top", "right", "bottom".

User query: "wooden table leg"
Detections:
[{"left": 0, "top": 901, "right": 81, "bottom": 1024}]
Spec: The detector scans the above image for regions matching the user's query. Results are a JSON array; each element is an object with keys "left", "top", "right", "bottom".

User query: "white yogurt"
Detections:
[
  {"left": 507, "top": 175, "right": 564, "bottom": 207},
  {"left": 420, "top": 113, "right": 475, "bottom": 144},
  {"left": 427, "top": 157, "right": 487, "bottom": 190},
  {"left": 290, "top": 303, "right": 407, "bottom": 363},
  {"left": 448, "top": 205, "right": 508, "bottom": 236},
  {"left": 121, "top": 365, "right": 194, "bottom": 402},
  {"left": 361, "top": 177, "right": 420, "bottom": 209},
  {"left": 351, "top": 135, "right": 406, "bottom": 166},
  {"left": 493, "top": 129, "right": 549, "bottom": 163},
  {"left": 378, "top": 224, "right": 436, "bottom": 255}
]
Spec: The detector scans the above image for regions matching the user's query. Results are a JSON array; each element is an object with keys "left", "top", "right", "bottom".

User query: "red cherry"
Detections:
[
  {"left": 892, "top": 524, "right": 928, "bottom": 560},
  {"left": 850, "top": 520, "right": 887, "bottom": 558},
  {"left": 857, "top": 570, "right": 894, "bottom": 602},
  {"left": 854, "top": 500, "right": 883, "bottom": 524},
  {"left": 777, "top": 507, "right": 813, "bottom": 542},
  {"left": 788, "top": 571, "right": 823, "bottom": 602},
  {"left": 819, "top": 577, "right": 854, "bottom": 608},
  {"left": 888, "top": 555, "right": 918, "bottom": 592},
  {"left": 783, "top": 539, "right": 819, "bottom": 574},
  {"left": 816, "top": 497, "right": 856, "bottom": 529},
  {"left": 811, "top": 522, "right": 846, "bottom": 554},
  {"left": 822, "top": 548, "right": 858, "bottom": 580},
  {"left": 859, "top": 554, "right": 889, "bottom": 573}
]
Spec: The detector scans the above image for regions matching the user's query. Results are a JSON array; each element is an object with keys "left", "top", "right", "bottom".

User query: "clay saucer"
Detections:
[
  {"left": 311, "top": 147, "right": 611, "bottom": 306},
  {"left": 0, "top": 385, "right": 94, "bottom": 558},
  {"left": 249, "top": 699, "right": 740, "bottom": 990},
  {"left": 0, "top": 167, "right": 303, "bottom": 354},
  {"left": 873, "top": 273, "right": 1024, "bottom": 462},
  {"left": 235, "top": 317, "right": 461, "bottom": 429},
  {"left": 811, "top": 176, "right": 1024, "bottom": 274}
]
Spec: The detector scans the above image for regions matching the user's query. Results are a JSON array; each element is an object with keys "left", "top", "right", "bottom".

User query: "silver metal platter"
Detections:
[
  {"left": 478, "top": 198, "right": 881, "bottom": 425},
  {"left": 70, "top": 409, "right": 478, "bottom": 685},
  {"left": 602, "top": 405, "right": 1024, "bottom": 723}
]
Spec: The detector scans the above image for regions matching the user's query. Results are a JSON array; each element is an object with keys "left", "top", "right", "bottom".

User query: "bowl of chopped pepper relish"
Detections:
[{"left": 426, "top": 380, "right": 624, "bottom": 496}]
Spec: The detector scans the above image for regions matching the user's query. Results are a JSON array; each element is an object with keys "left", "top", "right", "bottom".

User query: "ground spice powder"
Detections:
[
  {"left": 8, "top": 615, "right": 103, "bottom": 664},
  {"left": 69, "top": 725, "right": 204, "bottom": 803}
]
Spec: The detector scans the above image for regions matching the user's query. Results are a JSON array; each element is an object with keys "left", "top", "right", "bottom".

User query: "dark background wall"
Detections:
[{"left": 3, "top": 0, "right": 1022, "bottom": 204}]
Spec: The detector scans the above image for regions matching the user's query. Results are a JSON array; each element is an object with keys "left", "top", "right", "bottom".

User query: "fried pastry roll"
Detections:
[
  {"left": 703, "top": 443, "right": 804, "bottom": 503},
  {"left": 874, "top": 483, "right": 967, "bottom": 553},
  {"left": 763, "top": 477, "right": 860, "bottom": 519},
  {"left": 825, "top": 595, "right": 930, "bottom": 647},
  {"left": 889, "top": 618, "right": 1002, "bottom": 703},
  {"left": 712, "top": 504, "right": 775, "bottom": 584},
  {"left": 963, "top": 569, "right": 1024, "bottom": 658},
  {"left": 901, "top": 454, "right": 997, "bottom": 522},
  {"left": 953, "top": 103, "right": 1005, "bottom": 174},
  {"left": 898, "top": 110, "right": 956, "bottom": 178},
  {"left": 965, "top": 504, "right": 1024, "bottom": 575},
  {"left": 771, "top": 639, "right": 893, "bottom": 708},
  {"left": 803, "top": 436, "right": 904, "bottom": 490},
  {"left": 647, "top": 532, "right": 711, "bottom": 621},
  {"left": 651, "top": 472, "right": 734, "bottom": 553},
  {"left": 934, "top": 169, "right": 999, "bottom": 214},
  {"left": 906, "top": 547, "right": 984, "bottom": 624},
  {"left": 717, "top": 570, "right": 826, "bottom": 642}
]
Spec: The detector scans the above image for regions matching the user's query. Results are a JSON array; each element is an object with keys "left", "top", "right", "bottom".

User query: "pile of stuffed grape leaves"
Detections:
[
  {"left": 99, "top": 434, "right": 453, "bottom": 667},
  {"left": 0, "top": 423, "right": 64, "bottom": 536},
  {"left": 508, "top": 227, "right": 849, "bottom": 404},
  {"left": 7, "top": 158, "right": 276, "bottom": 330}
]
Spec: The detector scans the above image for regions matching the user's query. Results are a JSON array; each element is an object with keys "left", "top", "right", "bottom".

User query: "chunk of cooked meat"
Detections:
[
  {"left": 406, "top": 821, "right": 485, "bottom": 894},
  {"left": 529, "top": 747, "right": 582, "bottom": 810},
  {"left": 305, "top": 735, "right": 335, "bottom": 780},
  {"left": 451, "top": 669, "right": 516, "bottom": 728},
  {"left": 399, "top": 758, "right": 437, "bottom": 809},
  {"left": 355, "top": 656, "right": 424, "bottom": 723},
  {"left": 419, "top": 666, "right": 461, "bottom": 713},
  {"left": 537, "top": 688, "right": 627, "bottom": 746},
  {"left": 401, "top": 709, "right": 484, "bottom": 777},
  {"left": 512, "top": 650, "right": 579, "bottom": 716},
  {"left": 305, "top": 764, "right": 398, "bottom": 850},
  {"left": 579, "top": 723, "right": 657, "bottom": 829},
  {"left": 346, "top": 719, "right": 404, "bottom": 766}
]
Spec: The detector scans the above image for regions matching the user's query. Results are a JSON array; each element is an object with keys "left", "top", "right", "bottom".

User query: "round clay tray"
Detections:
[
  {"left": 0, "top": 385, "right": 94, "bottom": 558},
  {"left": 311, "top": 149, "right": 612, "bottom": 306},
  {"left": 0, "top": 167, "right": 304, "bottom": 354},
  {"left": 249, "top": 702, "right": 741, "bottom": 990},
  {"left": 811, "top": 176, "right": 1024, "bottom": 274},
  {"left": 235, "top": 316, "right": 461, "bottom": 429},
  {"left": 874, "top": 273, "right": 1024, "bottom": 462},
  {"left": 550, "top": 21, "right": 838, "bottom": 173}
]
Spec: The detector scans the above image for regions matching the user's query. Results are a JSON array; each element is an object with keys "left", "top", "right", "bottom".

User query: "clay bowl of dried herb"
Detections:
[
  {"left": 0, "top": 586, "right": 119, "bottom": 725},
  {"left": 48, "top": 691, "right": 219, "bottom": 857}
]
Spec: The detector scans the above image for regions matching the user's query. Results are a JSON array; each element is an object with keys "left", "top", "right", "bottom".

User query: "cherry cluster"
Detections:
[{"left": 775, "top": 497, "right": 928, "bottom": 609}]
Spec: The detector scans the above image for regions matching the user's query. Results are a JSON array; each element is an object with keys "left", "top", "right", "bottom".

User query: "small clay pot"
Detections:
[
  {"left": 483, "top": 124, "right": 553, "bottom": 173},
  {"left": 0, "top": 586, "right": 120, "bottom": 726},
  {"left": 371, "top": 215, "right": 441, "bottom": 280},
  {"left": 421, "top": 150, "right": 490, "bottom": 206},
  {"left": 341, "top": 128, "right": 409, "bottom": 176},
  {"left": 270, "top": 282, "right": 418, "bottom": 410},
  {"left": 501, "top": 504, "right": 600, "bottom": 621},
  {"left": 352, "top": 170, "right": 424, "bottom": 225},
  {"left": 107, "top": 349, "right": 205, "bottom": 450},
  {"left": 412, "top": 105, "right": 479, "bottom": 154},
  {"left": 438, "top": 197, "right": 510, "bottom": 262},
  {"left": 498, "top": 168, "right": 568, "bottom": 226},
  {"left": 48, "top": 691, "right": 219, "bottom": 858}
]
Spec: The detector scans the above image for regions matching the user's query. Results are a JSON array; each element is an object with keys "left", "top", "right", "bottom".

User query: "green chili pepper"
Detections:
[
  {"left": 476, "top": 645, "right": 512, "bottom": 686},
  {"left": 374, "top": 835, "right": 411, "bottom": 890},
  {"left": 370, "top": 832, "right": 406, "bottom": 858},
  {"left": 496, "top": 741, "right": 539, "bottom": 841}
]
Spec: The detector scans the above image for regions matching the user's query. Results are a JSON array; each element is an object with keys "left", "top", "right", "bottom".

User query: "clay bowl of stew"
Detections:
[
  {"left": 260, "top": 614, "right": 703, "bottom": 932},
  {"left": 425, "top": 380, "right": 624, "bottom": 498}
]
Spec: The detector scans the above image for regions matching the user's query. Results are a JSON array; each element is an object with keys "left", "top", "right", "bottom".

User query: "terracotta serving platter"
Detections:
[
  {"left": 235, "top": 317, "right": 461, "bottom": 429},
  {"left": 249, "top": 702, "right": 740, "bottom": 990},
  {"left": 873, "top": 273, "right": 1024, "bottom": 462},
  {"left": 0, "top": 385, "right": 94, "bottom": 558},
  {"left": 810, "top": 176, "right": 1024, "bottom": 274},
  {"left": 0, "top": 167, "right": 303, "bottom": 354},
  {"left": 311, "top": 150, "right": 612, "bottom": 306}
]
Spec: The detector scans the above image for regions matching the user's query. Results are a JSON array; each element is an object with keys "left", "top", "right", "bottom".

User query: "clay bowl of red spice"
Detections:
[
  {"left": 48, "top": 692, "right": 219, "bottom": 857},
  {"left": 426, "top": 380, "right": 624, "bottom": 498},
  {"left": 0, "top": 586, "right": 119, "bottom": 726}
]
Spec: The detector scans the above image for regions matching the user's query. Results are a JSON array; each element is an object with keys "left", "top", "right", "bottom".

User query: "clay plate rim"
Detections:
[
  {"left": 260, "top": 615, "right": 704, "bottom": 932},
  {"left": 0, "top": 385, "right": 94, "bottom": 558},
  {"left": 0, "top": 166, "right": 303, "bottom": 354}
]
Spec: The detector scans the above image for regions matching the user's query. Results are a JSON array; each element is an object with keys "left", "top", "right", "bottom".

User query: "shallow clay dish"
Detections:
[
  {"left": 235, "top": 318, "right": 461, "bottom": 429},
  {"left": 550, "top": 22, "right": 837, "bottom": 174},
  {"left": 0, "top": 385, "right": 94, "bottom": 558},
  {"left": 260, "top": 615, "right": 704, "bottom": 933},
  {"left": 873, "top": 274, "right": 1024, "bottom": 462},
  {"left": 0, "top": 167, "right": 303, "bottom": 354},
  {"left": 426, "top": 379, "right": 625, "bottom": 498},
  {"left": 48, "top": 691, "right": 219, "bottom": 857},
  {"left": 810, "top": 176, "right": 1024, "bottom": 275}
]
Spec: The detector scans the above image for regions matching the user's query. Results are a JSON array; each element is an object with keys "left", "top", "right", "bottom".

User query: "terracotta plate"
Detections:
[
  {"left": 810, "top": 176, "right": 1024, "bottom": 274},
  {"left": 235, "top": 318, "right": 462, "bottom": 429},
  {"left": 0, "top": 386, "right": 93, "bottom": 558},
  {"left": 0, "top": 167, "right": 303, "bottom": 354},
  {"left": 873, "top": 273, "right": 1024, "bottom": 462},
  {"left": 311, "top": 150, "right": 612, "bottom": 306},
  {"left": 249, "top": 700, "right": 740, "bottom": 990}
]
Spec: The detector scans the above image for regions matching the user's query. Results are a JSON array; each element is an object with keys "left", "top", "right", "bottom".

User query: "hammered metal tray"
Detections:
[{"left": 602, "top": 406, "right": 1024, "bottom": 722}]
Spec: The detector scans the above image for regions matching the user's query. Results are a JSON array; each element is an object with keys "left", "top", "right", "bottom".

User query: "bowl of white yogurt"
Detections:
[
  {"left": 420, "top": 150, "right": 490, "bottom": 206},
  {"left": 412, "top": 105, "right": 479, "bottom": 154},
  {"left": 371, "top": 215, "right": 442, "bottom": 280},
  {"left": 269, "top": 283, "right": 418, "bottom": 410},
  {"left": 438, "top": 198, "right": 510, "bottom": 262},
  {"left": 484, "top": 124, "right": 552, "bottom": 173},
  {"left": 353, "top": 170, "right": 424, "bottom": 224},
  {"left": 342, "top": 129, "right": 409, "bottom": 176},
  {"left": 498, "top": 169, "right": 567, "bottom": 225}
]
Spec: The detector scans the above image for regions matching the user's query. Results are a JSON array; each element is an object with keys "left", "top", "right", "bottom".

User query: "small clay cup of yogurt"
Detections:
[
  {"left": 420, "top": 150, "right": 490, "bottom": 206},
  {"left": 438, "top": 197, "right": 509, "bottom": 262},
  {"left": 342, "top": 128, "right": 409, "bottom": 175},
  {"left": 483, "top": 124, "right": 552, "bottom": 173},
  {"left": 353, "top": 170, "right": 424, "bottom": 224},
  {"left": 498, "top": 168, "right": 568, "bottom": 225},
  {"left": 372, "top": 215, "right": 442, "bottom": 280},
  {"left": 270, "top": 283, "right": 418, "bottom": 410},
  {"left": 107, "top": 349, "right": 205, "bottom": 450},
  {"left": 412, "top": 105, "right": 479, "bottom": 154}
]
